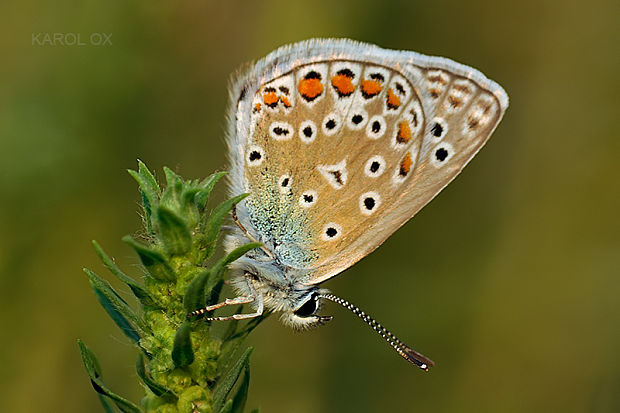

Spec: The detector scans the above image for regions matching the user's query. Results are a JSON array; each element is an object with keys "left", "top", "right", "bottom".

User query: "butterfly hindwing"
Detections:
[{"left": 227, "top": 39, "right": 508, "bottom": 284}]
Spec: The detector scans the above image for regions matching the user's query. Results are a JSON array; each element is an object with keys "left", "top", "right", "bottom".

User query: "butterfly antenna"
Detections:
[{"left": 319, "top": 293, "right": 434, "bottom": 371}]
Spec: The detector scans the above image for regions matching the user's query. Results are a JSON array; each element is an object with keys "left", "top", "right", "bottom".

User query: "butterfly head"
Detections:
[{"left": 229, "top": 255, "right": 333, "bottom": 330}]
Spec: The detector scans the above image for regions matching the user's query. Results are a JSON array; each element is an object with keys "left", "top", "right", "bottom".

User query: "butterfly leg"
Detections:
[
  {"left": 186, "top": 278, "right": 264, "bottom": 321},
  {"left": 201, "top": 295, "right": 255, "bottom": 312},
  {"left": 186, "top": 294, "right": 255, "bottom": 318},
  {"left": 204, "top": 294, "right": 264, "bottom": 321}
]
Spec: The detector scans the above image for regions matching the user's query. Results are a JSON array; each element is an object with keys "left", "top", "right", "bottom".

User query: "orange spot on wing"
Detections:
[
  {"left": 253, "top": 103, "right": 261, "bottom": 113},
  {"left": 396, "top": 121, "right": 412, "bottom": 144},
  {"left": 428, "top": 74, "right": 448, "bottom": 85},
  {"left": 399, "top": 152, "right": 413, "bottom": 176},
  {"left": 448, "top": 95, "right": 462, "bottom": 108},
  {"left": 361, "top": 80, "right": 382, "bottom": 97},
  {"left": 331, "top": 74, "right": 355, "bottom": 96},
  {"left": 263, "top": 91, "right": 279, "bottom": 107},
  {"left": 386, "top": 88, "right": 401, "bottom": 109},
  {"left": 467, "top": 116, "right": 480, "bottom": 130},
  {"left": 298, "top": 78, "right": 323, "bottom": 100},
  {"left": 280, "top": 96, "right": 291, "bottom": 107},
  {"left": 453, "top": 84, "right": 471, "bottom": 93}
]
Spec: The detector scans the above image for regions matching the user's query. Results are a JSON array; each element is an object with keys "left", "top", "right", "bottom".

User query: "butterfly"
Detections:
[{"left": 189, "top": 39, "right": 508, "bottom": 370}]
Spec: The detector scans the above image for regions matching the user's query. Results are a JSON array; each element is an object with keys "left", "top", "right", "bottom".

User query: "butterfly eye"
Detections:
[{"left": 294, "top": 294, "right": 318, "bottom": 317}]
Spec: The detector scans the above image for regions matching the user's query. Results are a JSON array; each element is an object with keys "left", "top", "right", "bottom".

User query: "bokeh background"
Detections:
[{"left": 1, "top": 0, "right": 619, "bottom": 412}]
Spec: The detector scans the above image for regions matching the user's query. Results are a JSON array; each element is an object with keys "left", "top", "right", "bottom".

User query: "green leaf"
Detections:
[
  {"left": 163, "top": 166, "right": 181, "bottom": 188},
  {"left": 195, "top": 171, "right": 227, "bottom": 210},
  {"left": 78, "top": 339, "right": 103, "bottom": 377},
  {"left": 122, "top": 236, "right": 176, "bottom": 281},
  {"left": 231, "top": 314, "right": 268, "bottom": 340},
  {"left": 84, "top": 268, "right": 147, "bottom": 342},
  {"left": 205, "top": 278, "right": 224, "bottom": 310},
  {"left": 96, "top": 395, "right": 116, "bottom": 413},
  {"left": 172, "top": 321, "right": 195, "bottom": 368},
  {"left": 137, "top": 160, "right": 161, "bottom": 200},
  {"left": 218, "top": 315, "right": 268, "bottom": 377},
  {"left": 156, "top": 207, "right": 192, "bottom": 255},
  {"left": 160, "top": 167, "right": 183, "bottom": 211},
  {"left": 91, "top": 240, "right": 155, "bottom": 307},
  {"left": 140, "top": 189, "right": 155, "bottom": 235},
  {"left": 219, "top": 399, "right": 233, "bottom": 413},
  {"left": 180, "top": 187, "right": 202, "bottom": 227},
  {"left": 128, "top": 161, "right": 161, "bottom": 235},
  {"left": 212, "top": 242, "right": 263, "bottom": 278},
  {"left": 77, "top": 340, "right": 142, "bottom": 413},
  {"left": 136, "top": 352, "right": 176, "bottom": 400},
  {"left": 230, "top": 356, "right": 250, "bottom": 413},
  {"left": 187, "top": 244, "right": 260, "bottom": 315},
  {"left": 213, "top": 347, "right": 253, "bottom": 413},
  {"left": 206, "top": 242, "right": 262, "bottom": 307},
  {"left": 197, "top": 193, "right": 249, "bottom": 262},
  {"left": 183, "top": 270, "right": 210, "bottom": 314},
  {"left": 219, "top": 305, "right": 242, "bottom": 341}
]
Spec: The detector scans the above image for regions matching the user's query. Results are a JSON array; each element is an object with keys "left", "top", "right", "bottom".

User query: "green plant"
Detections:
[{"left": 79, "top": 161, "right": 265, "bottom": 413}]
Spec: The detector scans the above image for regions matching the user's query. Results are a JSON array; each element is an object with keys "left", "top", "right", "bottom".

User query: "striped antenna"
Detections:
[{"left": 319, "top": 293, "right": 434, "bottom": 371}]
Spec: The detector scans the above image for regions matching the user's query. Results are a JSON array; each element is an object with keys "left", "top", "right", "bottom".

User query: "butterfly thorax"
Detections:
[{"left": 227, "top": 243, "right": 328, "bottom": 329}]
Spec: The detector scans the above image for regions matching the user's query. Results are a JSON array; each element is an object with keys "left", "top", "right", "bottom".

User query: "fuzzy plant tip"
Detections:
[{"left": 79, "top": 162, "right": 264, "bottom": 413}]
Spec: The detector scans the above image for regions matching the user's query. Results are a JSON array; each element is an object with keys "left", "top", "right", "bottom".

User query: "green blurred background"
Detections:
[{"left": 1, "top": 0, "right": 619, "bottom": 412}]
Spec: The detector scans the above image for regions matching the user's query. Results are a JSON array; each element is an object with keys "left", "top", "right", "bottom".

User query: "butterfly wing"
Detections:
[{"left": 227, "top": 39, "right": 508, "bottom": 284}]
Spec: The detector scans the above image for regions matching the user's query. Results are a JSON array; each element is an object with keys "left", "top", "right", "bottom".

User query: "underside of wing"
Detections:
[{"left": 226, "top": 39, "right": 508, "bottom": 285}]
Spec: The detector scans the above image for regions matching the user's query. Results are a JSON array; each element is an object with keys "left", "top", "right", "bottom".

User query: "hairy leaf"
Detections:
[
  {"left": 91, "top": 240, "right": 155, "bottom": 307},
  {"left": 136, "top": 352, "right": 176, "bottom": 399},
  {"left": 213, "top": 347, "right": 253, "bottom": 412},
  {"left": 77, "top": 340, "right": 142, "bottom": 413},
  {"left": 157, "top": 207, "right": 192, "bottom": 256},
  {"left": 172, "top": 321, "right": 195, "bottom": 368},
  {"left": 122, "top": 236, "right": 176, "bottom": 281},
  {"left": 84, "top": 268, "right": 147, "bottom": 341}
]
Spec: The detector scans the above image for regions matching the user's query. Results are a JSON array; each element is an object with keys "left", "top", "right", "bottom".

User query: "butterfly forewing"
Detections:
[{"left": 230, "top": 39, "right": 508, "bottom": 284}]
